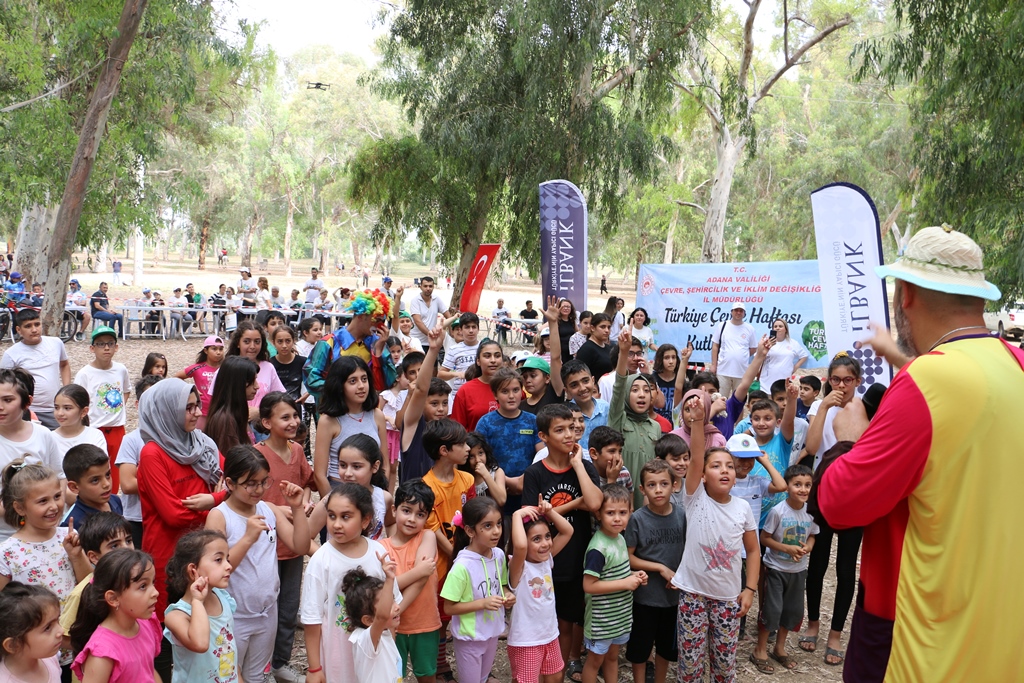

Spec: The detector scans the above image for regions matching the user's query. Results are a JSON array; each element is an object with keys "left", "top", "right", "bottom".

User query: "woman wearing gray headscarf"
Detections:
[{"left": 136, "top": 378, "right": 226, "bottom": 680}]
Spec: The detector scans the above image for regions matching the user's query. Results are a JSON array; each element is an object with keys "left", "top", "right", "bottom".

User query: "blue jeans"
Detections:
[{"left": 93, "top": 310, "right": 123, "bottom": 336}]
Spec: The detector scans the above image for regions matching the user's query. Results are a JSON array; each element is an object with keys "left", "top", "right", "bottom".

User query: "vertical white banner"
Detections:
[{"left": 811, "top": 182, "right": 893, "bottom": 392}]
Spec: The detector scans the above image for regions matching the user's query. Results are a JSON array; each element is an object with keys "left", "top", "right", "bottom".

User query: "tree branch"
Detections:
[
  {"left": 670, "top": 79, "right": 723, "bottom": 126},
  {"left": 736, "top": 0, "right": 762, "bottom": 91},
  {"left": 754, "top": 15, "right": 853, "bottom": 104},
  {"left": 672, "top": 199, "right": 707, "bottom": 215},
  {"left": 591, "top": 14, "right": 702, "bottom": 101},
  {"left": 0, "top": 60, "right": 104, "bottom": 113}
]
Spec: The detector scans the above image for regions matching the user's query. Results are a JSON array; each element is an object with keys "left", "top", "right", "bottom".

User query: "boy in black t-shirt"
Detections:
[{"left": 523, "top": 403, "right": 602, "bottom": 681}]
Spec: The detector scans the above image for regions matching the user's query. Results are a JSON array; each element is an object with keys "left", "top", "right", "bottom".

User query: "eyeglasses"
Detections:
[
  {"left": 628, "top": 351, "right": 644, "bottom": 358},
  {"left": 185, "top": 403, "right": 203, "bottom": 414},
  {"left": 240, "top": 477, "right": 274, "bottom": 492},
  {"left": 93, "top": 341, "right": 116, "bottom": 349},
  {"left": 828, "top": 376, "right": 857, "bottom": 387}
]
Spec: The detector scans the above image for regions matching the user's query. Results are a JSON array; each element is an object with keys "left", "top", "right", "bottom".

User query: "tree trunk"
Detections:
[
  {"left": 352, "top": 242, "right": 362, "bottom": 269},
  {"left": 95, "top": 241, "right": 109, "bottom": 273},
  {"left": 41, "top": 0, "right": 149, "bottom": 335},
  {"left": 283, "top": 191, "right": 294, "bottom": 277},
  {"left": 197, "top": 214, "right": 210, "bottom": 270},
  {"left": 133, "top": 228, "right": 144, "bottom": 285},
  {"left": 15, "top": 205, "right": 58, "bottom": 284},
  {"left": 701, "top": 126, "right": 746, "bottom": 263},
  {"left": 240, "top": 208, "right": 258, "bottom": 268},
  {"left": 452, "top": 181, "right": 494, "bottom": 310}
]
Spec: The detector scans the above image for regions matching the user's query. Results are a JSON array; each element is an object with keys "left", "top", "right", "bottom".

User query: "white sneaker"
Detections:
[{"left": 272, "top": 664, "right": 306, "bottom": 683}]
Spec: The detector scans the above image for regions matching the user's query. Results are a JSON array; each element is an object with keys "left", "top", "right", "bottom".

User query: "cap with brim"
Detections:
[
  {"left": 91, "top": 326, "right": 118, "bottom": 342},
  {"left": 540, "top": 328, "right": 550, "bottom": 336},
  {"left": 511, "top": 350, "right": 535, "bottom": 366},
  {"left": 731, "top": 300, "right": 745, "bottom": 311},
  {"left": 239, "top": 268, "right": 250, "bottom": 273},
  {"left": 399, "top": 311, "right": 411, "bottom": 318},
  {"left": 173, "top": 287, "right": 182, "bottom": 292},
  {"left": 9, "top": 272, "right": 21, "bottom": 279},
  {"left": 875, "top": 225, "right": 1001, "bottom": 301},
  {"left": 522, "top": 356, "right": 551, "bottom": 374},
  {"left": 725, "top": 433, "right": 761, "bottom": 458},
  {"left": 383, "top": 277, "right": 393, "bottom": 283},
  {"left": 70, "top": 279, "right": 80, "bottom": 285},
  {"left": 142, "top": 288, "right": 151, "bottom": 294},
  {"left": 204, "top": 335, "right": 224, "bottom": 347}
]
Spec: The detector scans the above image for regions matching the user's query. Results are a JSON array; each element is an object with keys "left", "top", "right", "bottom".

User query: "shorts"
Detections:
[
  {"left": 584, "top": 632, "right": 629, "bottom": 656},
  {"left": 758, "top": 566, "right": 806, "bottom": 632},
  {"left": 626, "top": 603, "right": 678, "bottom": 663},
  {"left": 507, "top": 640, "right": 563, "bottom": 682},
  {"left": 396, "top": 630, "right": 440, "bottom": 677},
  {"left": 553, "top": 579, "right": 585, "bottom": 626}
]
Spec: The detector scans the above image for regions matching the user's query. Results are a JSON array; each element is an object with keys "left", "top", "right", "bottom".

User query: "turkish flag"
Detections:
[{"left": 459, "top": 243, "right": 500, "bottom": 313}]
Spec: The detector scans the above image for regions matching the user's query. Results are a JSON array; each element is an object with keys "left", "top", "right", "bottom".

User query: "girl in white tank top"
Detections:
[
  {"left": 205, "top": 445, "right": 312, "bottom": 683},
  {"left": 309, "top": 433, "right": 395, "bottom": 541}
]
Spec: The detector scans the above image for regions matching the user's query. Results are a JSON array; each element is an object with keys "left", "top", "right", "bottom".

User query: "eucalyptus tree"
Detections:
[{"left": 356, "top": 0, "right": 710, "bottom": 307}]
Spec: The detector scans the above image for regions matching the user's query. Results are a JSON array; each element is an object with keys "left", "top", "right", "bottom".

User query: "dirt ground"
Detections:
[{"left": 1, "top": 257, "right": 850, "bottom": 682}]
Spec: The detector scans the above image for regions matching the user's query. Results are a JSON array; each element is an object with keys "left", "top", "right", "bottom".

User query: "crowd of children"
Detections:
[{"left": 0, "top": 288, "right": 858, "bottom": 683}]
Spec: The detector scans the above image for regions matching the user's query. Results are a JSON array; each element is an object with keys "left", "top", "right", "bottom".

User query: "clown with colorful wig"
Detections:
[{"left": 302, "top": 288, "right": 398, "bottom": 401}]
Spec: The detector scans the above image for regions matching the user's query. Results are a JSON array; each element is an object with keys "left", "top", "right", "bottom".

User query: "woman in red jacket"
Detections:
[{"left": 137, "top": 378, "right": 226, "bottom": 682}]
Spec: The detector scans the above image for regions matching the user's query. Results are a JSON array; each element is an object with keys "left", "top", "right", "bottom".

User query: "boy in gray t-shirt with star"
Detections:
[
  {"left": 623, "top": 459, "right": 686, "bottom": 683},
  {"left": 752, "top": 464, "right": 819, "bottom": 673}
]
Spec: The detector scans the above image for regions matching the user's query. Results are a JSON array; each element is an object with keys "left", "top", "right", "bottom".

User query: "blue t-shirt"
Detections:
[
  {"left": 475, "top": 409, "right": 541, "bottom": 513},
  {"left": 751, "top": 430, "right": 792, "bottom": 526},
  {"left": 711, "top": 394, "right": 745, "bottom": 440},
  {"left": 63, "top": 495, "right": 123, "bottom": 529},
  {"left": 3, "top": 281, "right": 25, "bottom": 301},
  {"left": 571, "top": 398, "right": 609, "bottom": 452}
]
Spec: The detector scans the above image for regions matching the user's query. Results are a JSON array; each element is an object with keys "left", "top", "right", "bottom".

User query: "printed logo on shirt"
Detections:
[
  {"left": 519, "top": 429, "right": 535, "bottom": 435},
  {"left": 95, "top": 382, "right": 124, "bottom": 414},
  {"left": 529, "top": 574, "right": 554, "bottom": 599},
  {"left": 334, "top": 594, "right": 351, "bottom": 629},
  {"left": 700, "top": 536, "right": 740, "bottom": 572},
  {"left": 212, "top": 625, "right": 237, "bottom": 682}
]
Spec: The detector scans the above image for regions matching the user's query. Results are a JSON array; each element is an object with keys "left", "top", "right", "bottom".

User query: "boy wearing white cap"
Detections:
[{"left": 710, "top": 301, "right": 756, "bottom": 397}]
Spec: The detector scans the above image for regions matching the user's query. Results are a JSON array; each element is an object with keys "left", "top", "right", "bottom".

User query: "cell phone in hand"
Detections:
[{"left": 769, "top": 329, "right": 777, "bottom": 339}]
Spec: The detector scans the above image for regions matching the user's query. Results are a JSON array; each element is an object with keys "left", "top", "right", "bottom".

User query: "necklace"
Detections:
[
  {"left": 927, "top": 326, "right": 993, "bottom": 353},
  {"left": 346, "top": 411, "right": 366, "bottom": 423}
]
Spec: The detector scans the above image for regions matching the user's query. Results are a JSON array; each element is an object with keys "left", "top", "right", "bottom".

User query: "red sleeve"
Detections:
[
  {"left": 138, "top": 444, "right": 210, "bottom": 530},
  {"left": 371, "top": 358, "right": 386, "bottom": 394},
  {"left": 818, "top": 369, "right": 932, "bottom": 529},
  {"left": 451, "top": 389, "right": 470, "bottom": 430}
]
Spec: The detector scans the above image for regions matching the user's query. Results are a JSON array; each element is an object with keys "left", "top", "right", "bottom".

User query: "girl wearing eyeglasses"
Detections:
[
  {"left": 205, "top": 444, "right": 310, "bottom": 683},
  {"left": 800, "top": 352, "right": 863, "bottom": 667}
]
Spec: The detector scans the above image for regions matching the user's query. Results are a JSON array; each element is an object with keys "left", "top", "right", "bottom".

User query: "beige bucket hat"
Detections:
[{"left": 875, "top": 225, "right": 1001, "bottom": 301}]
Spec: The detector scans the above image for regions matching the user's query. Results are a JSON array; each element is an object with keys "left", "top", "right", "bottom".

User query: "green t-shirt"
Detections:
[{"left": 583, "top": 530, "right": 633, "bottom": 640}]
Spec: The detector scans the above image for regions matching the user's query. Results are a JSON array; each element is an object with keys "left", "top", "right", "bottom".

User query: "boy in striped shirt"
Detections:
[{"left": 581, "top": 483, "right": 648, "bottom": 683}]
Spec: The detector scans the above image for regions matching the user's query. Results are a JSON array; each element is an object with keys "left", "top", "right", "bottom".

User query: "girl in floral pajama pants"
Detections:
[{"left": 676, "top": 590, "right": 742, "bottom": 682}]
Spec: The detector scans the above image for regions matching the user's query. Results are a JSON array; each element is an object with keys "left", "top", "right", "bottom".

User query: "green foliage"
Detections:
[
  {"left": 0, "top": 0, "right": 264, "bottom": 247},
  {"left": 855, "top": 0, "right": 1024, "bottom": 299}
]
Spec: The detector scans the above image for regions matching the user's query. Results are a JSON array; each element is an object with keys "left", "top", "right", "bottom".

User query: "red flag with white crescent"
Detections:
[{"left": 459, "top": 244, "right": 500, "bottom": 313}]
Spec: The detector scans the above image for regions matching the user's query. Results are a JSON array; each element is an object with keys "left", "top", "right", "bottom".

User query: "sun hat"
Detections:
[
  {"left": 204, "top": 335, "right": 224, "bottom": 348},
  {"left": 725, "top": 433, "right": 762, "bottom": 458},
  {"left": 522, "top": 356, "right": 551, "bottom": 375},
  {"left": 91, "top": 326, "right": 118, "bottom": 342},
  {"left": 511, "top": 350, "right": 535, "bottom": 366},
  {"left": 731, "top": 300, "right": 746, "bottom": 311},
  {"left": 875, "top": 224, "right": 1000, "bottom": 301}
]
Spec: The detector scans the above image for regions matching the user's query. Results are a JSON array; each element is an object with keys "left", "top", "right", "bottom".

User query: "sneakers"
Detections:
[{"left": 272, "top": 664, "right": 306, "bottom": 683}]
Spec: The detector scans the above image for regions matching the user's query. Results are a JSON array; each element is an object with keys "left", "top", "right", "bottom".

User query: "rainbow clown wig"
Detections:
[{"left": 344, "top": 288, "right": 392, "bottom": 320}]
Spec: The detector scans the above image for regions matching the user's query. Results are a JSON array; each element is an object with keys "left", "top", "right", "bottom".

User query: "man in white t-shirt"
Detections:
[
  {"left": 65, "top": 279, "right": 92, "bottom": 341},
  {"left": 710, "top": 300, "right": 757, "bottom": 398},
  {"left": 492, "top": 298, "right": 511, "bottom": 345},
  {"left": 409, "top": 276, "right": 446, "bottom": 346},
  {"left": 304, "top": 267, "right": 325, "bottom": 304},
  {"left": 0, "top": 309, "right": 70, "bottom": 429},
  {"left": 167, "top": 287, "right": 194, "bottom": 335}
]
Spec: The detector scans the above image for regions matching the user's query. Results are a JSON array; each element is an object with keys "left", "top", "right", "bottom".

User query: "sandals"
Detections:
[
  {"left": 825, "top": 647, "right": 846, "bottom": 666},
  {"left": 769, "top": 651, "right": 797, "bottom": 670},
  {"left": 749, "top": 653, "right": 775, "bottom": 674},
  {"left": 566, "top": 659, "right": 584, "bottom": 683},
  {"left": 798, "top": 634, "right": 818, "bottom": 652}
]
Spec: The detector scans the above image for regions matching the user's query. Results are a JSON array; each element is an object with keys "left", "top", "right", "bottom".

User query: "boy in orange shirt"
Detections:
[{"left": 422, "top": 418, "right": 476, "bottom": 681}]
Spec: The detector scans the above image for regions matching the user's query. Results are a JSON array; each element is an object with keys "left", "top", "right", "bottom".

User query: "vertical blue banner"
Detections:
[{"left": 540, "top": 180, "right": 589, "bottom": 312}]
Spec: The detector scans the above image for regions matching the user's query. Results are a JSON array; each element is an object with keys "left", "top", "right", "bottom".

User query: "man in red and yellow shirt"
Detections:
[{"left": 818, "top": 226, "right": 1024, "bottom": 682}]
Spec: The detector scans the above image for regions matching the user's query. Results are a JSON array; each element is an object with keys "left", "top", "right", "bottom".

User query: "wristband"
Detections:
[
  {"left": 743, "top": 586, "right": 756, "bottom": 593},
  {"left": 307, "top": 667, "right": 323, "bottom": 674}
]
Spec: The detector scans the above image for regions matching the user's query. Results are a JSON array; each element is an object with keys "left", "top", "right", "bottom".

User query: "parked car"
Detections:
[{"left": 984, "top": 302, "right": 1024, "bottom": 339}]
